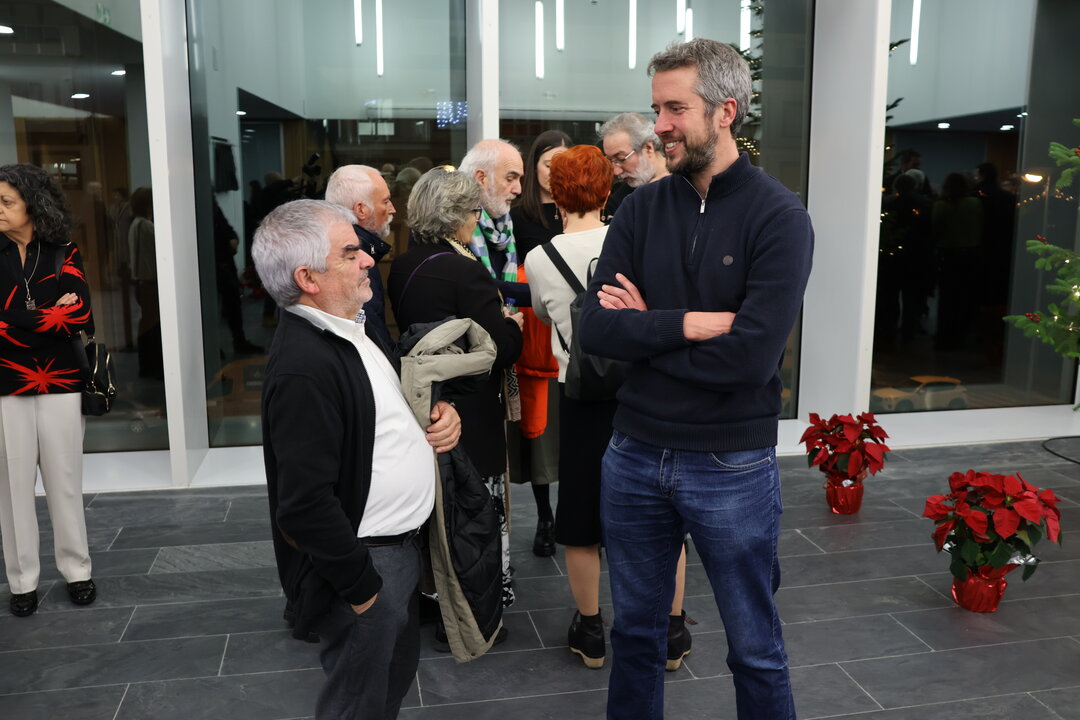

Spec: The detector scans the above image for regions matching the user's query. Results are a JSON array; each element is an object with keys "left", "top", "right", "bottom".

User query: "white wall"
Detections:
[
  {"left": 53, "top": 0, "right": 143, "bottom": 41},
  {"left": 885, "top": 0, "right": 1035, "bottom": 125},
  {"left": 302, "top": 0, "right": 455, "bottom": 118},
  {"left": 499, "top": 0, "right": 740, "bottom": 119}
]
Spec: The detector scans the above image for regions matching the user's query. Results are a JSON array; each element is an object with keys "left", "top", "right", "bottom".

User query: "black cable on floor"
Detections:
[{"left": 1041, "top": 435, "right": 1080, "bottom": 465}]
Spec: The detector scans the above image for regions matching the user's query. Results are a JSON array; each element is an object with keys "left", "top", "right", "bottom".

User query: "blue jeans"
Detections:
[{"left": 601, "top": 430, "right": 795, "bottom": 720}]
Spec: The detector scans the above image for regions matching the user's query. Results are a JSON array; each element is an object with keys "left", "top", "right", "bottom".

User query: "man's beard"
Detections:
[
  {"left": 670, "top": 124, "right": 719, "bottom": 177},
  {"left": 481, "top": 180, "right": 511, "bottom": 218},
  {"left": 373, "top": 216, "right": 393, "bottom": 239},
  {"left": 624, "top": 154, "right": 656, "bottom": 187}
]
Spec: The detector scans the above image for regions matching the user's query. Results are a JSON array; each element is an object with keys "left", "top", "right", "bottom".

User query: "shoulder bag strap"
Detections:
[
  {"left": 540, "top": 243, "right": 587, "bottom": 354},
  {"left": 398, "top": 251, "right": 453, "bottom": 308}
]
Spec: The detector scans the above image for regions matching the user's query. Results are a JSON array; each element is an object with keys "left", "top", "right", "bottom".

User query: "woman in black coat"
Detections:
[{"left": 388, "top": 166, "right": 523, "bottom": 614}]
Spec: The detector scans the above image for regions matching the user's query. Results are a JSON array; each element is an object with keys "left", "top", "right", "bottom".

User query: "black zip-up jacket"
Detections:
[
  {"left": 580, "top": 153, "right": 814, "bottom": 451},
  {"left": 262, "top": 310, "right": 382, "bottom": 638}
]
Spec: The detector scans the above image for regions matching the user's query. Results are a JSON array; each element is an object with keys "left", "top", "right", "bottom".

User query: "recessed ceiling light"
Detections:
[
  {"left": 937, "top": 122, "right": 950, "bottom": 129},
  {"left": 1023, "top": 173, "right": 1044, "bottom": 183},
  {"left": 111, "top": 69, "right": 126, "bottom": 76},
  {"left": 1000, "top": 124, "right": 1015, "bottom": 131},
  {"left": 71, "top": 93, "right": 90, "bottom": 99},
  {"left": 235, "top": 110, "right": 247, "bottom": 116},
  {"left": 0, "top": 25, "right": 13, "bottom": 34}
]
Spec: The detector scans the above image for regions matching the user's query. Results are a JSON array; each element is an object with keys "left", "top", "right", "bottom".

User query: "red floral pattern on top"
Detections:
[
  {"left": 0, "top": 357, "right": 82, "bottom": 395},
  {"left": 0, "top": 239, "right": 92, "bottom": 396}
]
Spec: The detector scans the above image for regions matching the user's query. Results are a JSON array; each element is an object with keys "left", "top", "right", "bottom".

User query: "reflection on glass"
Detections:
[
  {"left": 499, "top": 0, "right": 812, "bottom": 418},
  {"left": 1, "top": 0, "right": 166, "bottom": 450},
  {"left": 187, "top": 0, "right": 468, "bottom": 446},
  {"left": 872, "top": 0, "right": 1078, "bottom": 414}
]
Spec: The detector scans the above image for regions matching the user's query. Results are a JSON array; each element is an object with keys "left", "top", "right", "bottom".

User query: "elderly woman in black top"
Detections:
[
  {"left": 0, "top": 164, "right": 96, "bottom": 617},
  {"left": 389, "top": 166, "right": 523, "bottom": 616}
]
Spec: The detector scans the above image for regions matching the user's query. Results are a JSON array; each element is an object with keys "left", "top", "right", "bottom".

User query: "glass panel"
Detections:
[
  {"left": 872, "top": 0, "right": 1078, "bottom": 414},
  {"left": 499, "top": 0, "right": 813, "bottom": 419},
  {"left": 186, "top": 0, "right": 467, "bottom": 447},
  {"left": 1, "top": 0, "right": 166, "bottom": 450}
]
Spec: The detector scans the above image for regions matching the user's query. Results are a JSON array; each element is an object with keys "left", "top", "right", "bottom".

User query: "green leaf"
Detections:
[
  {"left": 960, "top": 539, "right": 981, "bottom": 566},
  {"left": 949, "top": 551, "right": 970, "bottom": 580},
  {"left": 1022, "top": 561, "right": 1039, "bottom": 581},
  {"left": 987, "top": 541, "right": 1014, "bottom": 568},
  {"left": 1027, "top": 523, "right": 1043, "bottom": 546}
]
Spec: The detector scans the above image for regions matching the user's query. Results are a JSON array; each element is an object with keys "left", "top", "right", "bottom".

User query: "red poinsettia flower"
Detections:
[
  {"left": 801, "top": 412, "right": 891, "bottom": 483},
  {"left": 924, "top": 469, "right": 1064, "bottom": 582}
]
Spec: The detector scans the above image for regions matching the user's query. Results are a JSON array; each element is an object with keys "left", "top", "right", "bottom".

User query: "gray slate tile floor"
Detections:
[{"left": 1, "top": 440, "right": 1079, "bottom": 719}]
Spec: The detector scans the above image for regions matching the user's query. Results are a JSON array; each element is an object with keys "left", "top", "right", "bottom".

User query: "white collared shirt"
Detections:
[{"left": 288, "top": 304, "right": 435, "bottom": 537}]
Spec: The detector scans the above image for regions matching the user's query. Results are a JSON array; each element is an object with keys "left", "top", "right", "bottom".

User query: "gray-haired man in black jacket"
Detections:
[{"left": 254, "top": 199, "right": 460, "bottom": 720}]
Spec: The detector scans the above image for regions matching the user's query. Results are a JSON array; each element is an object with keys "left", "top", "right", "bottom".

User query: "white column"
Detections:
[
  {"left": 466, "top": 0, "right": 500, "bottom": 145},
  {"left": 0, "top": 83, "right": 16, "bottom": 165},
  {"left": 799, "top": 0, "right": 891, "bottom": 417},
  {"left": 140, "top": 0, "right": 209, "bottom": 486}
]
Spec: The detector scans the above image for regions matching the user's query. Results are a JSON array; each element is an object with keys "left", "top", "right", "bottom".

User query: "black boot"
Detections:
[
  {"left": 568, "top": 611, "right": 605, "bottom": 669},
  {"left": 666, "top": 610, "right": 692, "bottom": 671},
  {"left": 533, "top": 519, "right": 556, "bottom": 557}
]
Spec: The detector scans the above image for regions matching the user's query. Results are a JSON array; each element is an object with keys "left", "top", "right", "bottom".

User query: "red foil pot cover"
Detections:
[
  {"left": 825, "top": 482, "right": 865, "bottom": 515},
  {"left": 951, "top": 565, "right": 1018, "bottom": 612}
]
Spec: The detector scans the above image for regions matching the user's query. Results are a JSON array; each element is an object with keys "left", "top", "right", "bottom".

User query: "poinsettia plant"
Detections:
[
  {"left": 923, "top": 470, "right": 1063, "bottom": 581},
  {"left": 799, "top": 412, "right": 891, "bottom": 485}
]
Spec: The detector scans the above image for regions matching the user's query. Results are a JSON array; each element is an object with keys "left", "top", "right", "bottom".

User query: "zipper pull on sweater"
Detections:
[{"left": 699, "top": 197, "right": 706, "bottom": 214}]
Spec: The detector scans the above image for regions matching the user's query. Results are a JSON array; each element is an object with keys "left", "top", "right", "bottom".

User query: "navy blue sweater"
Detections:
[{"left": 579, "top": 153, "right": 814, "bottom": 451}]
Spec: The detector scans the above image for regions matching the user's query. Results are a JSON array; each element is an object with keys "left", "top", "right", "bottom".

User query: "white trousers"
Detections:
[{"left": 0, "top": 392, "right": 91, "bottom": 594}]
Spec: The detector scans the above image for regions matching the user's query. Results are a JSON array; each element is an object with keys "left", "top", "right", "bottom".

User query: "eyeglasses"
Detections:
[
  {"left": 606, "top": 149, "right": 637, "bottom": 166},
  {"left": 472, "top": 207, "right": 483, "bottom": 219}
]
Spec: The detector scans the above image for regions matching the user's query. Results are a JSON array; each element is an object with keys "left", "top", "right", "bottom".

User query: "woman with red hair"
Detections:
[{"left": 525, "top": 146, "right": 690, "bottom": 670}]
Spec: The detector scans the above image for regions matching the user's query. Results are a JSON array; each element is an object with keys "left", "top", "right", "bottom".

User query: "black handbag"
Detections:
[
  {"left": 75, "top": 332, "right": 117, "bottom": 416},
  {"left": 52, "top": 245, "right": 117, "bottom": 415}
]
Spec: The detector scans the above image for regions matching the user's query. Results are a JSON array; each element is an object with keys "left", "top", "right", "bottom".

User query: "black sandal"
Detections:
[{"left": 67, "top": 579, "right": 97, "bottom": 606}]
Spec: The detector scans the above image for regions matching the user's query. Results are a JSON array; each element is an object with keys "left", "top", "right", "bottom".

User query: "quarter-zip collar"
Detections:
[{"left": 680, "top": 152, "right": 757, "bottom": 206}]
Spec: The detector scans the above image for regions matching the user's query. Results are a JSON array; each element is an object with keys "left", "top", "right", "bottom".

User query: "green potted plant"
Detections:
[
  {"left": 799, "top": 412, "right": 891, "bottom": 514},
  {"left": 923, "top": 470, "right": 1063, "bottom": 612}
]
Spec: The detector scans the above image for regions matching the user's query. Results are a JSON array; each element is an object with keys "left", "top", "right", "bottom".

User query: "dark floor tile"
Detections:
[
  {"left": 116, "top": 670, "right": 323, "bottom": 720},
  {"left": 401, "top": 689, "right": 608, "bottom": 719},
  {"left": 1, "top": 547, "right": 158, "bottom": 584},
  {"left": 224, "top": 495, "right": 271, "bottom": 523},
  {"left": 1033, "top": 686, "right": 1080, "bottom": 720},
  {"left": 221, "top": 629, "right": 320, "bottom": 674},
  {"left": 79, "top": 496, "right": 230, "bottom": 527},
  {"left": 790, "top": 663, "right": 883, "bottom": 718},
  {"left": 419, "top": 609, "right": 543, "bottom": 660},
  {"left": 841, "top": 637, "right": 1080, "bottom": 708},
  {"left": 149, "top": 540, "right": 275, "bottom": 574},
  {"left": 123, "top": 596, "right": 289, "bottom": 641},
  {"left": 893, "top": 594, "right": 1080, "bottom": 650},
  {"left": 0, "top": 635, "right": 226, "bottom": 693},
  {"left": 99, "top": 486, "right": 267, "bottom": 502},
  {"left": 39, "top": 525, "right": 120, "bottom": 554},
  {"left": 37, "top": 567, "right": 281, "bottom": 611},
  {"left": 505, "top": 573, "right": 598, "bottom": 612},
  {"left": 784, "top": 614, "right": 930, "bottom": 666},
  {"left": 781, "top": 543, "right": 946, "bottom": 588},
  {"left": 775, "top": 577, "right": 951, "bottom": 623},
  {"left": 781, "top": 501, "right": 915, "bottom": 530},
  {"left": 0, "top": 606, "right": 132, "bottom": 651},
  {"left": 825, "top": 692, "right": 1059, "bottom": 719},
  {"left": 799, "top": 518, "right": 929, "bottom": 552},
  {"left": 779, "top": 529, "right": 825, "bottom": 557},
  {"left": 417, "top": 647, "right": 610, "bottom": 704},
  {"left": 891, "top": 441, "right": 1065, "bottom": 468},
  {"left": 110, "top": 520, "right": 270, "bottom": 550},
  {"left": 507, "top": 549, "right": 563, "bottom": 580},
  {"left": 0, "top": 685, "right": 126, "bottom": 720}
]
